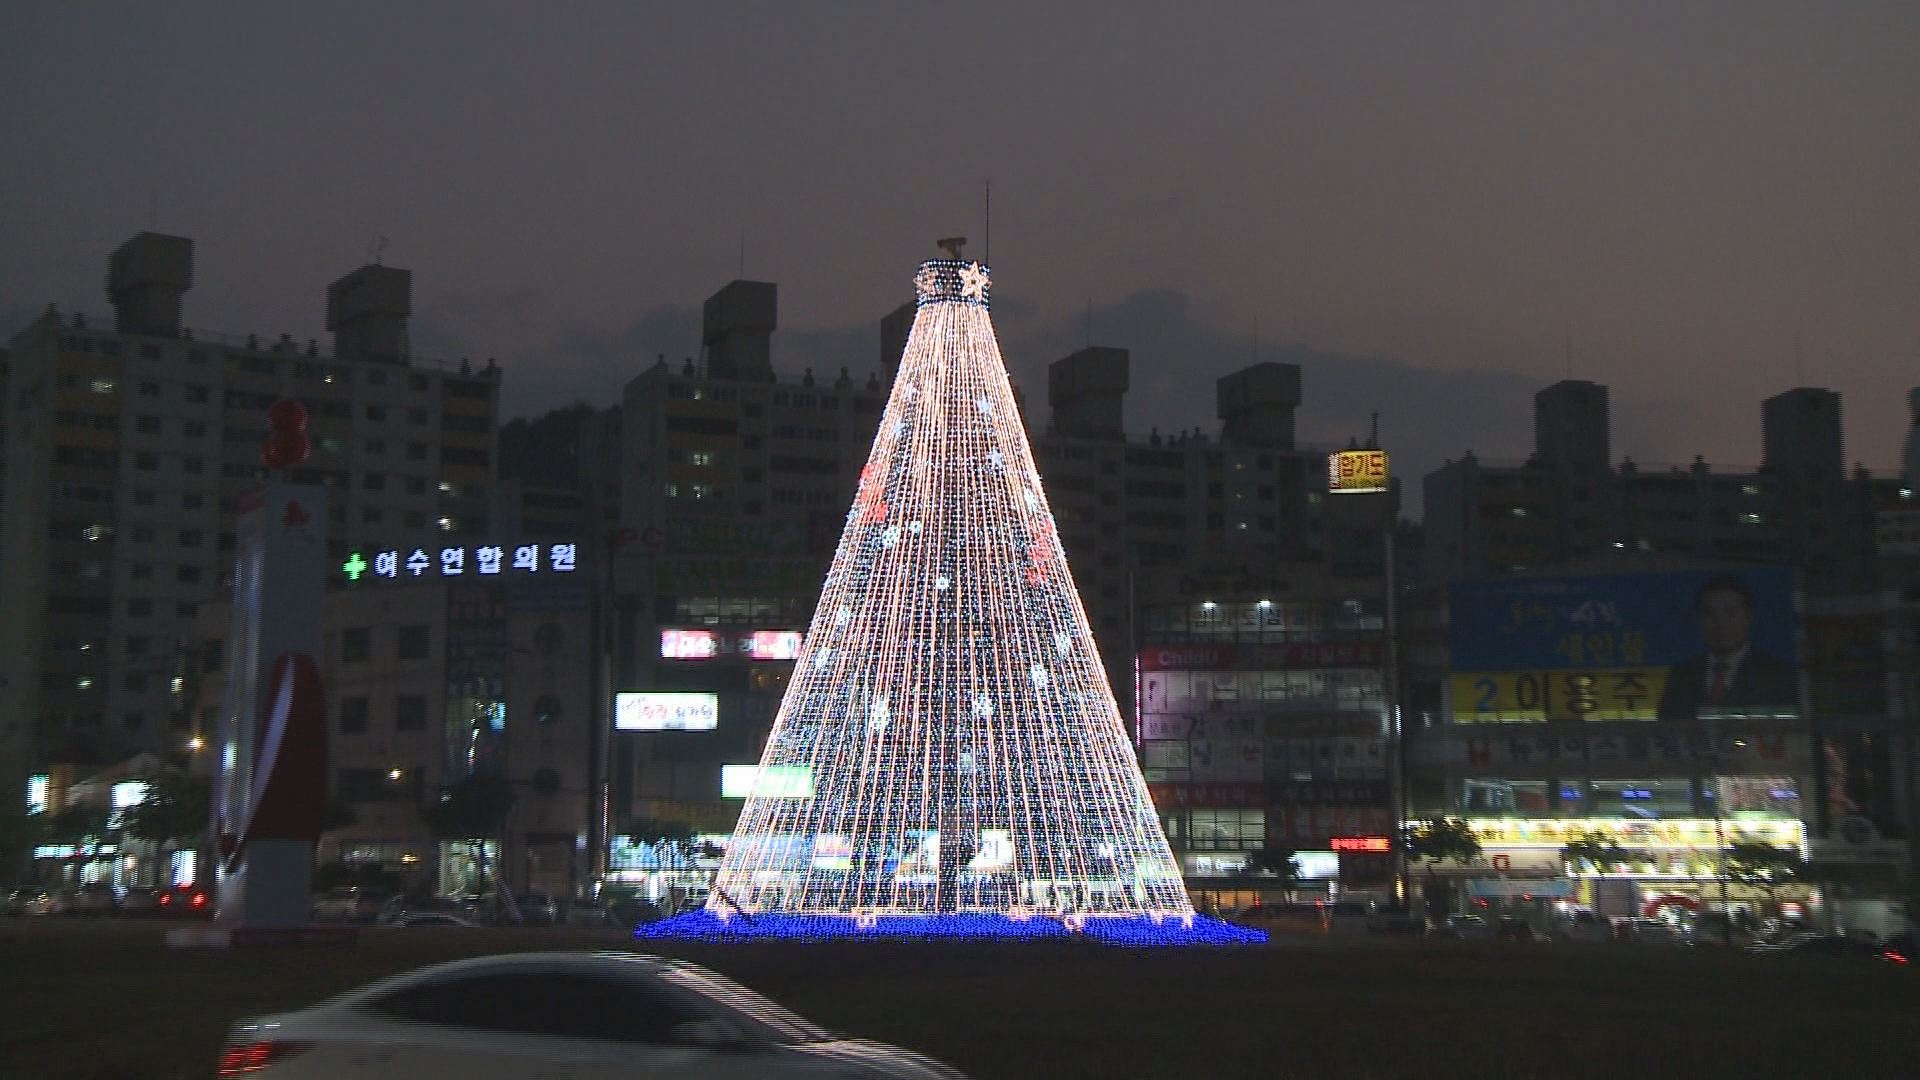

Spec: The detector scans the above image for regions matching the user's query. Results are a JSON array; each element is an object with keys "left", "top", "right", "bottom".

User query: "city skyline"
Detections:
[{"left": 3, "top": 3, "right": 1917, "bottom": 496}]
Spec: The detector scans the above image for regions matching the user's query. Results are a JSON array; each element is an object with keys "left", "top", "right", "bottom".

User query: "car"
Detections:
[
  {"left": 378, "top": 895, "right": 478, "bottom": 926},
  {"left": 1878, "top": 931, "right": 1914, "bottom": 967},
  {"left": 1617, "top": 918, "right": 1682, "bottom": 945},
  {"left": 1758, "top": 933, "right": 1884, "bottom": 960},
  {"left": 70, "top": 882, "right": 121, "bottom": 916},
  {"left": 1553, "top": 909, "right": 1612, "bottom": 944},
  {"left": 385, "top": 912, "right": 482, "bottom": 929},
  {"left": 1439, "top": 914, "right": 1494, "bottom": 940},
  {"left": 509, "top": 892, "right": 560, "bottom": 927},
  {"left": 1366, "top": 907, "right": 1429, "bottom": 935},
  {"left": 157, "top": 883, "right": 215, "bottom": 918},
  {"left": 118, "top": 885, "right": 161, "bottom": 916},
  {"left": 312, "top": 886, "right": 387, "bottom": 923},
  {"left": 10, "top": 888, "right": 66, "bottom": 916},
  {"left": 221, "top": 951, "right": 969, "bottom": 1079}
]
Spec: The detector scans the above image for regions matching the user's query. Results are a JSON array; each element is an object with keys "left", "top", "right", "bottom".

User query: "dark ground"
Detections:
[{"left": 3, "top": 918, "right": 1917, "bottom": 1079}]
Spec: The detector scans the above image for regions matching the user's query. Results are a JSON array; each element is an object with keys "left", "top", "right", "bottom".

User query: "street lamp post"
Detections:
[{"left": 1707, "top": 718, "right": 1734, "bottom": 948}]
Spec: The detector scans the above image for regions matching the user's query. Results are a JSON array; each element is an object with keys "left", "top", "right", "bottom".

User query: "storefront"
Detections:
[{"left": 1432, "top": 816, "right": 1812, "bottom": 920}]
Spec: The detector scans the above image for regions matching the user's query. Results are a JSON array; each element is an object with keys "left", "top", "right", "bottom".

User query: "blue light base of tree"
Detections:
[{"left": 633, "top": 910, "right": 1267, "bottom": 946}]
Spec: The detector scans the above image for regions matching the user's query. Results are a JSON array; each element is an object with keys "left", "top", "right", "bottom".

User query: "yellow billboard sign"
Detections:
[
  {"left": 1451, "top": 667, "right": 1671, "bottom": 722},
  {"left": 1328, "top": 449, "right": 1389, "bottom": 493}
]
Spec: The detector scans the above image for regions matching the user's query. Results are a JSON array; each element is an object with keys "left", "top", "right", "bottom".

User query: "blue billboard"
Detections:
[{"left": 1448, "top": 569, "right": 1797, "bottom": 723}]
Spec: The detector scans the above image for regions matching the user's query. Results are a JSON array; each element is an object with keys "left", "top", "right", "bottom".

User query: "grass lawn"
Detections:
[{"left": 3, "top": 918, "right": 1917, "bottom": 1079}]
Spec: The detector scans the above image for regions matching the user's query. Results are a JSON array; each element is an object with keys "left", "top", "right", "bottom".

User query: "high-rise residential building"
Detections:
[
  {"left": 0, "top": 232, "right": 502, "bottom": 795},
  {"left": 1423, "top": 379, "right": 1881, "bottom": 593}
]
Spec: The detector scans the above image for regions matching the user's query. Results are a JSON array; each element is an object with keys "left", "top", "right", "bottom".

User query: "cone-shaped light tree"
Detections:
[{"left": 709, "top": 252, "right": 1190, "bottom": 919}]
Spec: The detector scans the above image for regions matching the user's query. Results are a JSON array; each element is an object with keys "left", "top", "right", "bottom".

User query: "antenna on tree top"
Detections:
[{"left": 936, "top": 236, "right": 967, "bottom": 259}]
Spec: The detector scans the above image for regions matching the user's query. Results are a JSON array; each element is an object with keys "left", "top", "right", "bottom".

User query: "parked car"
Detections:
[
  {"left": 1366, "top": 907, "right": 1429, "bottom": 935},
  {"left": 378, "top": 895, "right": 477, "bottom": 926},
  {"left": 1495, "top": 917, "right": 1549, "bottom": 943},
  {"left": 1878, "top": 931, "right": 1913, "bottom": 967},
  {"left": 311, "top": 886, "right": 387, "bottom": 923},
  {"left": 70, "top": 882, "right": 120, "bottom": 916},
  {"left": 117, "top": 885, "right": 161, "bottom": 916},
  {"left": 1617, "top": 918, "right": 1683, "bottom": 945},
  {"left": 157, "top": 883, "right": 215, "bottom": 918},
  {"left": 1756, "top": 933, "right": 1884, "bottom": 960},
  {"left": 512, "top": 892, "right": 560, "bottom": 927},
  {"left": 1439, "top": 914, "right": 1494, "bottom": 940},
  {"left": 1553, "top": 908, "right": 1612, "bottom": 944},
  {"left": 11, "top": 888, "right": 66, "bottom": 916},
  {"left": 385, "top": 912, "right": 482, "bottom": 929},
  {"left": 223, "top": 952, "right": 969, "bottom": 1079}
]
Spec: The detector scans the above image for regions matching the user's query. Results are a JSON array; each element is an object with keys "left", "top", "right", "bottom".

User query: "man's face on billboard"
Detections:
[{"left": 1698, "top": 587, "right": 1752, "bottom": 657}]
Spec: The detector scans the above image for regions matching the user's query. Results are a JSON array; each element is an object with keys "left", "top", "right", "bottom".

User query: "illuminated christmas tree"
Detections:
[{"left": 701, "top": 247, "right": 1196, "bottom": 927}]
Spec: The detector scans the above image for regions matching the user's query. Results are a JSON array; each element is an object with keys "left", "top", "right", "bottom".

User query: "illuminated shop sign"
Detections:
[
  {"left": 1456, "top": 817, "right": 1806, "bottom": 852},
  {"left": 1328, "top": 450, "right": 1389, "bottom": 493},
  {"left": 1328, "top": 835, "right": 1392, "bottom": 853},
  {"left": 614, "top": 692, "right": 719, "bottom": 731},
  {"left": 660, "top": 629, "right": 805, "bottom": 660},
  {"left": 721, "top": 764, "right": 816, "bottom": 799},
  {"left": 342, "top": 542, "right": 578, "bottom": 582},
  {"left": 26, "top": 774, "right": 48, "bottom": 815},
  {"left": 1294, "top": 851, "right": 1339, "bottom": 880}
]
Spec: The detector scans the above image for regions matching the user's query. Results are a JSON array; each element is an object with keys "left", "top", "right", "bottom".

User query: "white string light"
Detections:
[{"left": 709, "top": 258, "right": 1192, "bottom": 918}]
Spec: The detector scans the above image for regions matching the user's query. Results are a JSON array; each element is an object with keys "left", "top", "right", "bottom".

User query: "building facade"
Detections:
[
  {"left": 0, "top": 232, "right": 501, "bottom": 801},
  {"left": 192, "top": 572, "right": 595, "bottom": 899}
]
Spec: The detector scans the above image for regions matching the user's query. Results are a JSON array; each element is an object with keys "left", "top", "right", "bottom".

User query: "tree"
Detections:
[
  {"left": 120, "top": 772, "right": 211, "bottom": 846},
  {"left": 422, "top": 773, "right": 516, "bottom": 901},
  {"left": 1561, "top": 831, "right": 1629, "bottom": 876},
  {"left": 42, "top": 803, "right": 112, "bottom": 846},
  {"left": 1407, "top": 818, "right": 1482, "bottom": 865},
  {"left": 1725, "top": 842, "right": 1803, "bottom": 914},
  {"left": 1406, "top": 818, "right": 1483, "bottom": 919},
  {"left": 629, "top": 818, "right": 697, "bottom": 869},
  {"left": 1241, "top": 845, "right": 1301, "bottom": 889}
]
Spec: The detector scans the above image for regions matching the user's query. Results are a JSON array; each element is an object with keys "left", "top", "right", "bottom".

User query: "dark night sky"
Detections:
[{"left": 4, "top": 3, "right": 1918, "bottom": 500}]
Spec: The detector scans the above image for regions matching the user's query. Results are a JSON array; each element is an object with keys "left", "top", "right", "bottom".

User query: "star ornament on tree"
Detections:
[{"left": 958, "top": 262, "right": 990, "bottom": 300}]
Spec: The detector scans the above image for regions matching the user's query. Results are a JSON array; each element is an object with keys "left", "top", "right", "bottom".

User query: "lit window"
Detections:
[
  {"left": 438, "top": 517, "right": 456, "bottom": 531},
  {"left": 90, "top": 378, "right": 115, "bottom": 394}
]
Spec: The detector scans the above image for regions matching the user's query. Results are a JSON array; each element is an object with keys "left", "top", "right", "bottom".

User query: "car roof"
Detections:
[{"left": 318, "top": 951, "right": 678, "bottom": 1006}]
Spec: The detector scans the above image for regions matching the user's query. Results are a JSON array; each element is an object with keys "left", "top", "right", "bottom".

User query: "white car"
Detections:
[{"left": 221, "top": 951, "right": 968, "bottom": 1079}]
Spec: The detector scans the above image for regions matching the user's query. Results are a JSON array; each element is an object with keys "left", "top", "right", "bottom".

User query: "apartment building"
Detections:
[{"left": 0, "top": 232, "right": 501, "bottom": 796}]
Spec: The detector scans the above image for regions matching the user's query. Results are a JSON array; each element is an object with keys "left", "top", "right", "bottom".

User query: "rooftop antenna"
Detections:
[
  {"left": 1368, "top": 411, "right": 1380, "bottom": 450},
  {"left": 937, "top": 236, "right": 967, "bottom": 259},
  {"left": 367, "top": 235, "right": 389, "bottom": 266}
]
